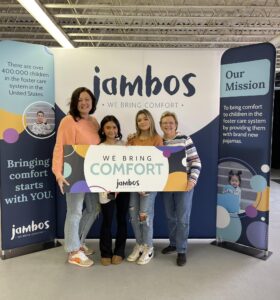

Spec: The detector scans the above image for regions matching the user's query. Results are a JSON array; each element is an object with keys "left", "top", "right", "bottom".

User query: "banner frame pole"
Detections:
[
  {"left": 211, "top": 240, "right": 272, "bottom": 260},
  {"left": 0, "top": 240, "right": 61, "bottom": 260}
]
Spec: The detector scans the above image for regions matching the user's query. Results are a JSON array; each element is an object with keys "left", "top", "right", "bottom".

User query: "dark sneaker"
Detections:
[
  {"left": 177, "top": 253, "right": 186, "bottom": 266},
  {"left": 161, "top": 245, "right": 176, "bottom": 254}
]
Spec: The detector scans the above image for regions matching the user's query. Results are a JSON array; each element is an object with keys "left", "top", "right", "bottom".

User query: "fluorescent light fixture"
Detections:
[{"left": 17, "top": 0, "right": 74, "bottom": 48}]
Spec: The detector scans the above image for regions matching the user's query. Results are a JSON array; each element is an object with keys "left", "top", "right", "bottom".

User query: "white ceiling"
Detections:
[{"left": 1, "top": 0, "right": 280, "bottom": 71}]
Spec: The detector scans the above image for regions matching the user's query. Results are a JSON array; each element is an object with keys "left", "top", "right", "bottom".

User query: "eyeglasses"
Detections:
[{"left": 161, "top": 122, "right": 176, "bottom": 125}]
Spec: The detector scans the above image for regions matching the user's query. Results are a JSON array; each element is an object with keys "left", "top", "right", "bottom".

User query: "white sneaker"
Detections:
[
  {"left": 127, "top": 244, "right": 144, "bottom": 262},
  {"left": 137, "top": 245, "right": 154, "bottom": 265},
  {"left": 80, "top": 244, "right": 95, "bottom": 256},
  {"left": 68, "top": 250, "right": 94, "bottom": 267}
]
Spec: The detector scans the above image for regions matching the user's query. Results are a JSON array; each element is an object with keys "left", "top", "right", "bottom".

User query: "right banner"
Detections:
[{"left": 216, "top": 43, "right": 276, "bottom": 258}]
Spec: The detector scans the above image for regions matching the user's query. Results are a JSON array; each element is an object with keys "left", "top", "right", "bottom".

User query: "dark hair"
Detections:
[
  {"left": 228, "top": 170, "right": 242, "bottom": 186},
  {"left": 37, "top": 111, "right": 44, "bottom": 116},
  {"left": 69, "top": 87, "right": 97, "bottom": 121},
  {"left": 98, "top": 115, "right": 123, "bottom": 143}
]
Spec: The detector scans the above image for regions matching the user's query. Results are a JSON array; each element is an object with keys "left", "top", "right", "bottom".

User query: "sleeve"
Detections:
[
  {"left": 185, "top": 136, "right": 201, "bottom": 185},
  {"left": 126, "top": 138, "right": 135, "bottom": 145},
  {"left": 223, "top": 185, "right": 232, "bottom": 193},
  {"left": 153, "top": 135, "right": 163, "bottom": 146},
  {"left": 91, "top": 116, "right": 100, "bottom": 131},
  {"left": 45, "top": 123, "right": 51, "bottom": 131},
  {"left": 52, "top": 116, "right": 76, "bottom": 180},
  {"left": 31, "top": 123, "right": 39, "bottom": 135}
]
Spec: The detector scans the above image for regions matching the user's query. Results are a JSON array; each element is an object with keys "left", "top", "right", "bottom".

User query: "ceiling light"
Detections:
[{"left": 17, "top": 0, "right": 74, "bottom": 48}]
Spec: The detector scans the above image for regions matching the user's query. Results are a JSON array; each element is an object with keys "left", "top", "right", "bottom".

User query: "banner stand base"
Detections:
[
  {"left": 211, "top": 240, "right": 272, "bottom": 260},
  {"left": 1, "top": 240, "right": 62, "bottom": 260}
]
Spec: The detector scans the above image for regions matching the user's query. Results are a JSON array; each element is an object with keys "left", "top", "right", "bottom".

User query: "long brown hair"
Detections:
[{"left": 135, "top": 109, "right": 158, "bottom": 137}]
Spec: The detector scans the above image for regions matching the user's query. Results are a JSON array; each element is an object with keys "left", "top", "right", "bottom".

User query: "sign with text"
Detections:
[
  {"left": 220, "top": 59, "right": 270, "bottom": 98},
  {"left": 63, "top": 145, "right": 188, "bottom": 192},
  {"left": 0, "top": 41, "right": 56, "bottom": 252},
  {"left": 216, "top": 43, "right": 275, "bottom": 252}
]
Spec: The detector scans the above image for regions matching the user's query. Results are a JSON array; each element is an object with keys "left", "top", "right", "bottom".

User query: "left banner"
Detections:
[{"left": 0, "top": 41, "right": 57, "bottom": 258}]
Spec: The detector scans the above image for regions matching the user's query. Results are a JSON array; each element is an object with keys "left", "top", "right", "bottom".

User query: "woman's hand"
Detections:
[
  {"left": 57, "top": 176, "right": 70, "bottom": 195},
  {"left": 186, "top": 181, "right": 195, "bottom": 191},
  {"left": 127, "top": 133, "right": 136, "bottom": 141},
  {"left": 139, "top": 192, "right": 148, "bottom": 196}
]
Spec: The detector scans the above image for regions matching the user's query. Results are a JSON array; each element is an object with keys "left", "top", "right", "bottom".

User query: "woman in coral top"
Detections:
[
  {"left": 126, "top": 109, "right": 163, "bottom": 265},
  {"left": 52, "top": 87, "right": 100, "bottom": 267}
]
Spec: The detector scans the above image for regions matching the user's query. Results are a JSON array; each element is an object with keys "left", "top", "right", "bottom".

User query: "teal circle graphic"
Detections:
[
  {"left": 216, "top": 214, "right": 242, "bottom": 242},
  {"left": 250, "top": 175, "right": 267, "bottom": 192},
  {"left": 63, "top": 162, "right": 72, "bottom": 178}
]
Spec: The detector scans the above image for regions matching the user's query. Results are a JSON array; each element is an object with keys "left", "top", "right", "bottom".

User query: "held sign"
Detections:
[{"left": 63, "top": 145, "right": 188, "bottom": 192}]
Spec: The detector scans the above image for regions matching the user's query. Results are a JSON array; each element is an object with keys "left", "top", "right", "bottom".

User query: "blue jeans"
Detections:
[
  {"left": 129, "top": 192, "right": 157, "bottom": 247},
  {"left": 162, "top": 190, "right": 194, "bottom": 253},
  {"left": 64, "top": 192, "right": 100, "bottom": 253}
]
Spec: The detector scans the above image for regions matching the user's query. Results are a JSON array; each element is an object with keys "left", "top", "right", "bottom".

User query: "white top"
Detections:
[{"left": 98, "top": 140, "right": 125, "bottom": 204}]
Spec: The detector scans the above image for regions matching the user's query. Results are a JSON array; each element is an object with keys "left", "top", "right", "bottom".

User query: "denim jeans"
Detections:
[
  {"left": 129, "top": 192, "right": 157, "bottom": 247},
  {"left": 64, "top": 192, "right": 99, "bottom": 253},
  {"left": 162, "top": 190, "right": 194, "bottom": 253}
]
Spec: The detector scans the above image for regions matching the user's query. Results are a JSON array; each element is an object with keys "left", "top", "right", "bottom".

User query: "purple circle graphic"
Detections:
[
  {"left": 245, "top": 205, "right": 258, "bottom": 218},
  {"left": 70, "top": 180, "right": 90, "bottom": 193},
  {"left": 246, "top": 221, "right": 268, "bottom": 250},
  {"left": 3, "top": 128, "right": 19, "bottom": 143},
  {"left": 163, "top": 150, "right": 171, "bottom": 157}
]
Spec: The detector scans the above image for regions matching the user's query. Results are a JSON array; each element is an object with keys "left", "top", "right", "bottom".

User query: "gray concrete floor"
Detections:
[{"left": 0, "top": 179, "right": 279, "bottom": 300}]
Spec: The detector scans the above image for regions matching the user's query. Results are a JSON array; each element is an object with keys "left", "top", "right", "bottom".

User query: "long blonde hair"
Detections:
[{"left": 135, "top": 109, "right": 158, "bottom": 137}]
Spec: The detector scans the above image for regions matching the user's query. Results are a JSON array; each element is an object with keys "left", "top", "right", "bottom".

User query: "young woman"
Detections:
[
  {"left": 126, "top": 109, "right": 163, "bottom": 265},
  {"left": 52, "top": 87, "right": 100, "bottom": 267},
  {"left": 98, "top": 115, "right": 130, "bottom": 266},
  {"left": 159, "top": 111, "right": 201, "bottom": 266}
]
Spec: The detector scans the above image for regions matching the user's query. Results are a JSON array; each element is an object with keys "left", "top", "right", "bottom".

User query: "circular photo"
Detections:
[
  {"left": 217, "top": 160, "right": 257, "bottom": 214},
  {"left": 23, "top": 101, "right": 55, "bottom": 139}
]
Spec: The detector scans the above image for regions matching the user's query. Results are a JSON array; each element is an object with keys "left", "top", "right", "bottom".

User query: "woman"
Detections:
[
  {"left": 98, "top": 115, "right": 130, "bottom": 266},
  {"left": 126, "top": 109, "right": 163, "bottom": 265},
  {"left": 52, "top": 87, "right": 100, "bottom": 267},
  {"left": 159, "top": 111, "right": 201, "bottom": 266}
]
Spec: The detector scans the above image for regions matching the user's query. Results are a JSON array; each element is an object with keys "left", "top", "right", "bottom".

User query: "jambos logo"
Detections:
[
  {"left": 11, "top": 220, "right": 50, "bottom": 240},
  {"left": 93, "top": 65, "right": 196, "bottom": 101}
]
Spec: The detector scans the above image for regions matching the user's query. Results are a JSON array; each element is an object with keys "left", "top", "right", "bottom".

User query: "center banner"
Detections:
[
  {"left": 63, "top": 145, "right": 188, "bottom": 192},
  {"left": 52, "top": 47, "right": 222, "bottom": 238}
]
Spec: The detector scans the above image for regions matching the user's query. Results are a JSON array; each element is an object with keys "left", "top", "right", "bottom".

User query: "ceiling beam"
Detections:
[
  {"left": 55, "top": 14, "right": 280, "bottom": 21},
  {"left": 72, "top": 39, "right": 260, "bottom": 45},
  {"left": 68, "top": 33, "right": 275, "bottom": 38},
  {"left": 60, "top": 25, "right": 280, "bottom": 31},
  {"left": 44, "top": 4, "right": 280, "bottom": 10}
]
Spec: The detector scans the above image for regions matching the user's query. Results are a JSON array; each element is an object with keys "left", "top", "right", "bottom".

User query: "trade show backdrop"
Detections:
[
  {"left": 216, "top": 43, "right": 275, "bottom": 252},
  {"left": 0, "top": 41, "right": 56, "bottom": 252},
  {"left": 51, "top": 47, "right": 222, "bottom": 238},
  {"left": 1, "top": 41, "right": 275, "bottom": 257}
]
